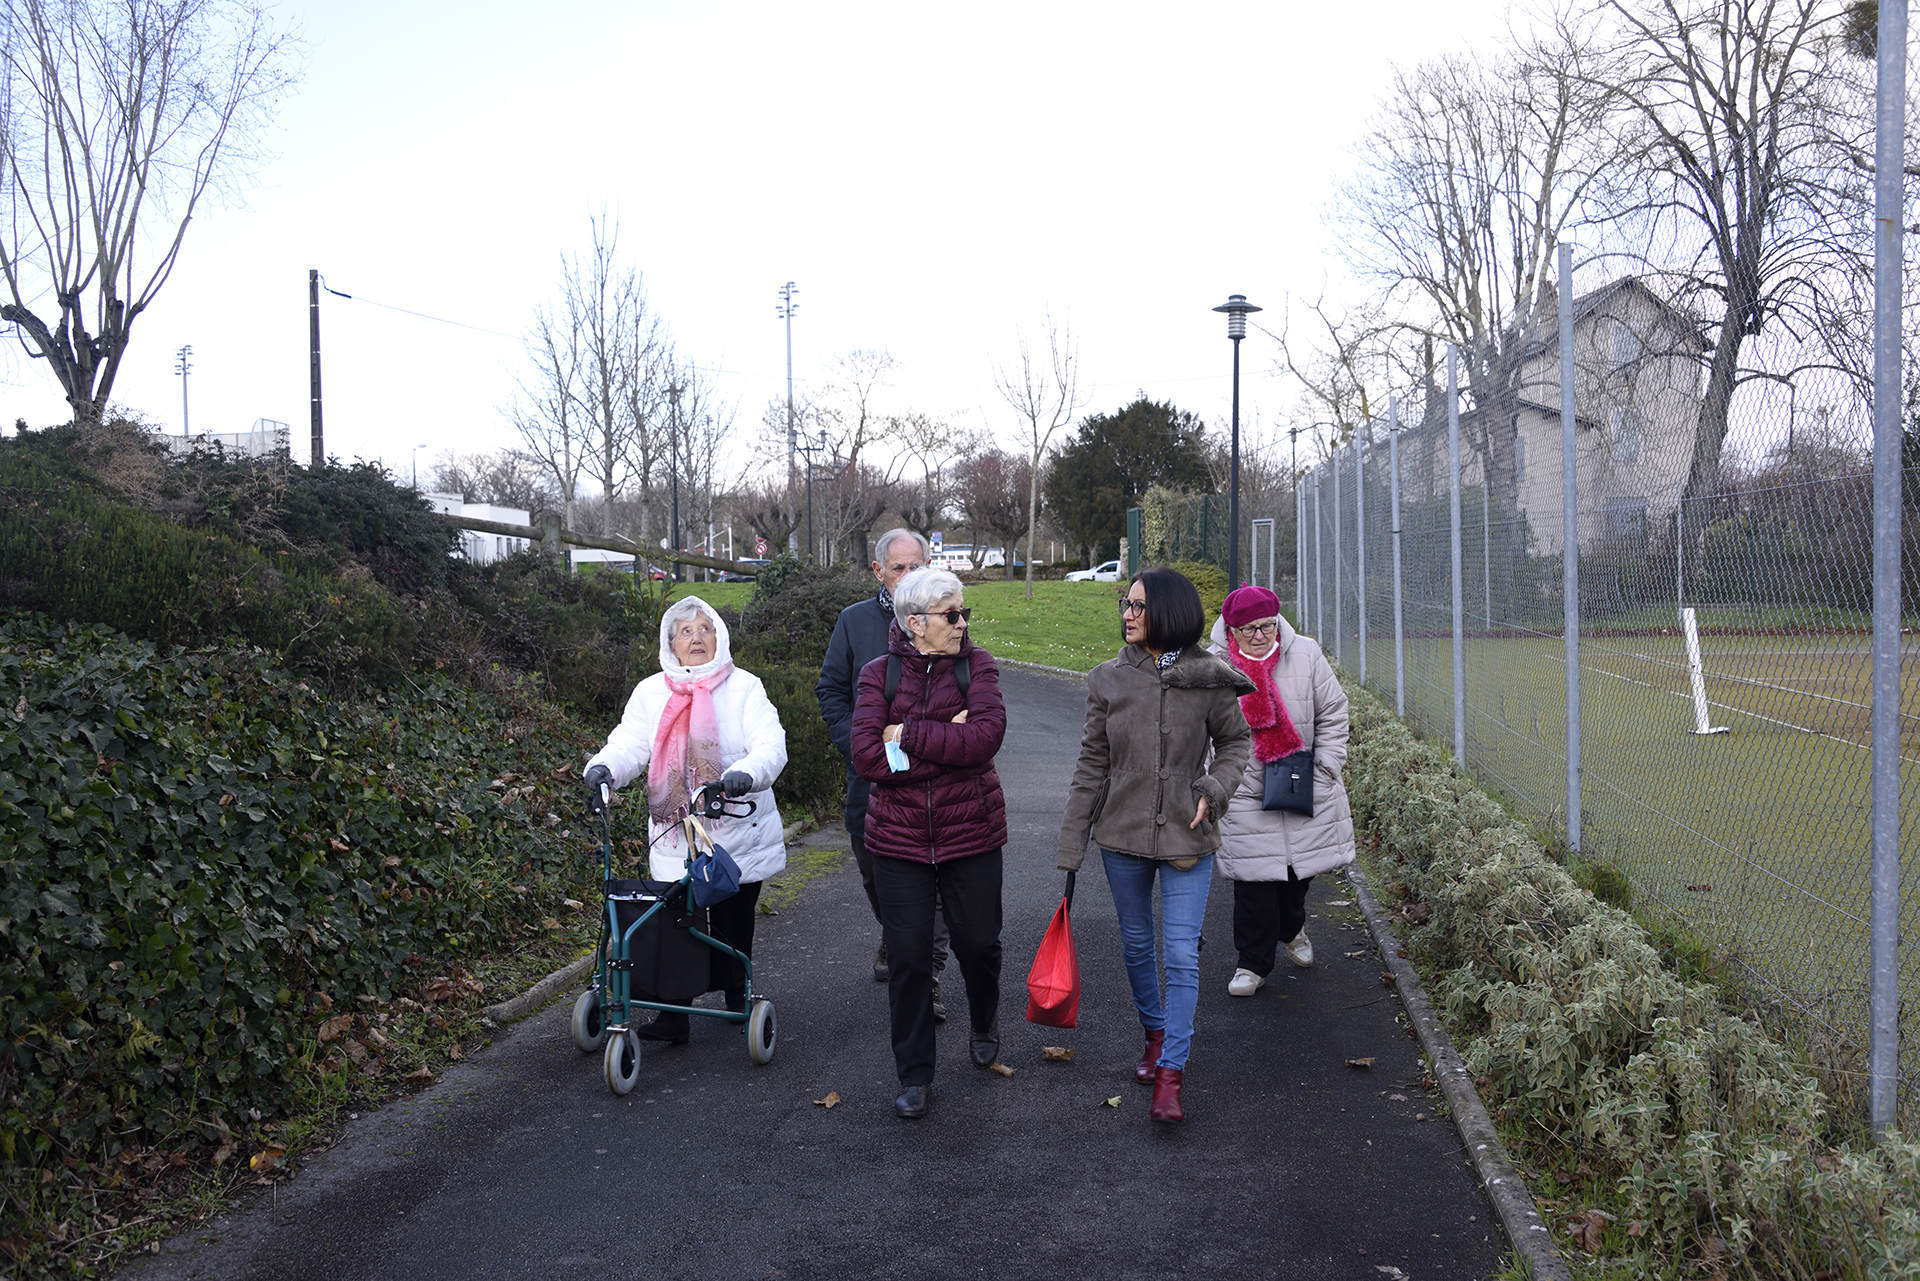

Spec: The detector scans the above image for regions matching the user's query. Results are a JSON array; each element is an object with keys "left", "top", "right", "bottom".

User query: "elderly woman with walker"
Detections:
[
  {"left": 582, "top": 596, "right": 789, "bottom": 1043},
  {"left": 850, "top": 567, "right": 1009, "bottom": 1119},
  {"left": 1056, "top": 567, "right": 1252, "bottom": 1123},
  {"left": 1206, "top": 584, "right": 1354, "bottom": 996}
]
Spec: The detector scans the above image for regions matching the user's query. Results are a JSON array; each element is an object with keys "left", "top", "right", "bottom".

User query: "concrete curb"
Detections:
[
  {"left": 481, "top": 817, "right": 819, "bottom": 1026},
  {"left": 995, "top": 658, "right": 1091, "bottom": 680},
  {"left": 1346, "top": 862, "right": 1572, "bottom": 1281}
]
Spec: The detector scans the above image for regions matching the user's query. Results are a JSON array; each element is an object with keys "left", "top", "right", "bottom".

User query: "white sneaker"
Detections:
[
  {"left": 1285, "top": 930, "right": 1314, "bottom": 968},
  {"left": 1227, "top": 967, "right": 1265, "bottom": 997}
]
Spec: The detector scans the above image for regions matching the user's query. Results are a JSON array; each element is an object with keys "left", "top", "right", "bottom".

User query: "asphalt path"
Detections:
[{"left": 123, "top": 665, "right": 1504, "bottom": 1281}]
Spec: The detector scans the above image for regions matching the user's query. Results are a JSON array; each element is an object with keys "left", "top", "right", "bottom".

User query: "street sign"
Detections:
[
  {"left": 930, "top": 531, "right": 943, "bottom": 553},
  {"left": 755, "top": 536, "right": 768, "bottom": 556}
]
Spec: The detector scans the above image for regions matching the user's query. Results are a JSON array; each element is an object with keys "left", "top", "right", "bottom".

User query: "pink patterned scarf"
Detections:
[
  {"left": 1226, "top": 637, "right": 1303, "bottom": 763},
  {"left": 648, "top": 663, "right": 733, "bottom": 825}
]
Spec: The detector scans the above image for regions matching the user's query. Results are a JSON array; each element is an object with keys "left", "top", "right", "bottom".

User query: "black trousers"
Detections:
[
  {"left": 872, "top": 850, "right": 1002, "bottom": 1086},
  {"left": 851, "top": 820, "right": 950, "bottom": 973},
  {"left": 706, "top": 880, "right": 764, "bottom": 1005},
  {"left": 1232, "top": 869, "right": 1313, "bottom": 977}
]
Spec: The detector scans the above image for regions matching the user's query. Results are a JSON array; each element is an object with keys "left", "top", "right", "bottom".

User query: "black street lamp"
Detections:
[
  {"left": 1212, "top": 294, "right": 1262, "bottom": 587},
  {"left": 797, "top": 429, "right": 829, "bottom": 563}
]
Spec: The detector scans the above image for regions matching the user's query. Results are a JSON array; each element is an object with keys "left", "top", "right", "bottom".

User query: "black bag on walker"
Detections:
[{"left": 607, "top": 879, "right": 711, "bottom": 1004}]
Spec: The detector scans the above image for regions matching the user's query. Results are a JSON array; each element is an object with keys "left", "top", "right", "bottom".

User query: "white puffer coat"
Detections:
[
  {"left": 1207, "top": 614, "right": 1355, "bottom": 882},
  {"left": 585, "top": 599, "right": 789, "bottom": 883}
]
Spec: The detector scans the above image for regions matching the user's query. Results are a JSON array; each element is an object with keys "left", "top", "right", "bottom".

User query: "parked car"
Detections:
[
  {"left": 1065, "top": 560, "right": 1121, "bottom": 582},
  {"left": 719, "top": 557, "right": 772, "bottom": 582}
]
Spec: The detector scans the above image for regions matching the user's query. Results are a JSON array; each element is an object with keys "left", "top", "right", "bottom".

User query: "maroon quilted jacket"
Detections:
[{"left": 849, "top": 624, "right": 1008, "bottom": 863}]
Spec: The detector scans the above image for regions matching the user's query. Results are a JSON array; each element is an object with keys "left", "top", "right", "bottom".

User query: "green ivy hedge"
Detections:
[
  {"left": 1343, "top": 679, "right": 1919, "bottom": 1277},
  {"left": 0, "top": 614, "right": 588, "bottom": 1187}
]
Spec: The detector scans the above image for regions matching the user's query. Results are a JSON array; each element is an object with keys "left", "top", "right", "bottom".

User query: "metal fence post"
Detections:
[
  {"left": 1313, "top": 465, "right": 1325, "bottom": 641},
  {"left": 1449, "top": 345, "right": 1466, "bottom": 765},
  {"left": 1357, "top": 431, "right": 1369, "bottom": 685},
  {"left": 1559, "top": 242, "right": 1582, "bottom": 854},
  {"left": 1390, "top": 397, "right": 1406, "bottom": 717},
  {"left": 1296, "top": 480, "right": 1306, "bottom": 625},
  {"left": 1869, "top": 0, "right": 1906, "bottom": 1133},
  {"left": 1334, "top": 444, "right": 1346, "bottom": 665}
]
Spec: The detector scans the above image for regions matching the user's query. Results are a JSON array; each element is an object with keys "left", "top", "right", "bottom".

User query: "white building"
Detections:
[{"left": 422, "top": 493, "right": 534, "bottom": 564}]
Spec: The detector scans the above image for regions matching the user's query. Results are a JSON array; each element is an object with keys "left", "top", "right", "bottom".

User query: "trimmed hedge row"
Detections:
[
  {"left": 1342, "top": 679, "right": 1919, "bottom": 1276},
  {"left": 0, "top": 614, "right": 589, "bottom": 1186}
]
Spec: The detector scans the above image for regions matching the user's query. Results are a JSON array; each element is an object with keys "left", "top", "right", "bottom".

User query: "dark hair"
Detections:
[{"left": 1126, "top": 568, "right": 1205, "bottom": 652}]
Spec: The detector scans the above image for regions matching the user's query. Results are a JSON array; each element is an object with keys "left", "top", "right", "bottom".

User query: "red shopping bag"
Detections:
[{"left": 1025, "top": 872, "right": 1080, "bottom": 1028}]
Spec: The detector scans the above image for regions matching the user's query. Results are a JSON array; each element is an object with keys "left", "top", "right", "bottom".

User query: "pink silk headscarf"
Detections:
[{"left": 647, "top": 663, "right": 733, "bottom": 825}]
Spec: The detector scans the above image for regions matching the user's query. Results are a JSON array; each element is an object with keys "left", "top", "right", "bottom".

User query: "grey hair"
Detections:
[
  {"left": 662, "top": 597, "right": 716, "bottom": 635},
  {"left": 872, "top": 528, "right": 931, "bottom": 568},
  {"left": 892, "top": 567, "right": 965, "bottom": 628}
]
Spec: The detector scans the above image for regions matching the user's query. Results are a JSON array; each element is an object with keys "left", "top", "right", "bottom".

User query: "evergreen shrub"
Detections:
[
  {"left": 0, "top": 614, "right": 590, "bottom": 1192},
  {"left": 1343, "top": 679, "right": 1919, "bottom": 1275}
]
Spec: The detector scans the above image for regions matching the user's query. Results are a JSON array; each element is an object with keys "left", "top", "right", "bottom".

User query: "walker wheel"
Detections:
[
  {"left": 604, "top": 1028, "right": 641, "bottom": 1095},
  {"left": 746, "top": 998, "right": 776, "bottom": 1065},
  {"left": 571, "top": 988, "right": 606, "bottom": 1053}
]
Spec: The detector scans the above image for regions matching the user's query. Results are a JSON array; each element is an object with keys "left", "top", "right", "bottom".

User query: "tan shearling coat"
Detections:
[
  {"left": 1206, "top": 614, "right": 1355, "bottom": 881},
  {"left": 1056, "top": 644, "right": 1254, "bottom": 871}
]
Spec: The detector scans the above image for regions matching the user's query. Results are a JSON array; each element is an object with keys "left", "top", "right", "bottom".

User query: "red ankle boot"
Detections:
[
  {"left": 1135, "top": 1028, "right": 1165, "bottom": 1084},
  {"left": 1149, "top": 1064, "right": 1184, "bottom": 1122}
]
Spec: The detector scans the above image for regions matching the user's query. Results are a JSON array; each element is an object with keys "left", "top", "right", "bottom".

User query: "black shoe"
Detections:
[
  {"left": 931, "top": 979, "right": 947, "bottom": 1023},
  {"left": 872, "top": 943, "right": 889, "bottom": 983},
  {"left": 634, "top": 1013, "right": 689, "bottom": 1044},
  {"left": 894, "top": 1084, "right": 930, "bottom": 1118},
  {"left": 969, "top": 1020, "right": 1000, "bottom": 1069}
]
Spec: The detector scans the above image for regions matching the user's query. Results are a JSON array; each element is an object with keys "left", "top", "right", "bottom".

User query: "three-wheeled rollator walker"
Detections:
[{"left": 568, "top": 780, "right": 776, "bottom": 1094}]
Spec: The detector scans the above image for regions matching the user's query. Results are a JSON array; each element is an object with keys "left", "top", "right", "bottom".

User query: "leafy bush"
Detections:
[
  {"left": 754, "top": 664, "right": 845, "bottom": 815},
  {"left": 1344, "top": 678, "right": 1920, "bottom": 1276},
  {"left": 729, "top": 557, "right": 874, "bottom": 671},
  {"left": 1165, "top": 559, "right": 1227, "bottom": 627},
  {"left": 0, "top": 613, "right": 592, "bottom": 1198}
]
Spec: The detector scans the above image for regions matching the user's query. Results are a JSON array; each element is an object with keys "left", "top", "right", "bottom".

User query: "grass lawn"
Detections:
[
  {"left": 666, "top": 579, "right": 755, "bottom": 611},
  {"left": 960, "top": 580, "right": 1128, "bottom": 672},
  {"left": 1342, "top": 620, "right": 1920, "bottom": 1080}
]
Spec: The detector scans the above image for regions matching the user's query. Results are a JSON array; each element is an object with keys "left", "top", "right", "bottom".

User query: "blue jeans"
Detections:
[{"left": 1100, "top": 849, "right": 1213, "bottom": 1071}]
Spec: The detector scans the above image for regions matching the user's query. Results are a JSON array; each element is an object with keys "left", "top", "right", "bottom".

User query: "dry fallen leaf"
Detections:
[
  {"left": 405, "top": 1065, "right": 435, "bottom": 1083},
  {"left": 1375, "top": 1268, "right": 1409, "bottom": 1280},
  {"left": 1568, "top": 1209, "right": 1612, "bottom": 1252},
  {"left": 1626, "top": 1221, "right": 1646, "bottom": 1239},
  {"left": 1346, "top": 1057, "right": 1376, "bottom": 1070},
  {"left": 990, "top": 1062, "right": 1015, "bottom": 1077},
  {"left": 447, "top": 1044, "right": 462, "bottom": 1061},
  {"left": 1380, "top": 972, "right": 1396, "bottom": 988},
  {"left": 812, "top": 1091, "right": 841, "bottom": 1109},
  {"left": 317, "top": 1013, "right": 354, "bottom": 1044},
  {"left": 211, "top": 1142, "right": 235, "bottom": 1168},
  {"left": 1102, "top": 1095, "right": 1121, "bottom": 1108},
  {"left": 248, "top": 1144, "right": 285, "bottom": 1173},
  {"left": 1041, "top": 1046, "right": 1075, "bottom": 1062}
]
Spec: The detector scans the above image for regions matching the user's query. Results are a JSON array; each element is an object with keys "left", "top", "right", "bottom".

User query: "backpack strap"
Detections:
[{"left": 884, "top": 652, "right": 972, "bottom": 704}]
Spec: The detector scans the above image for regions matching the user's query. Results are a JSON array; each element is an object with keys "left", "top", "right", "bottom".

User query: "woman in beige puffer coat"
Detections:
[{"left": 1206, "top": 585, "right": 1354, "bottom": 998}]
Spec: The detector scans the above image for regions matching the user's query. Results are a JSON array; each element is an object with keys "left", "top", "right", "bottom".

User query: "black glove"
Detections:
[
  {"left": 584, "top": 763, "right": 613, "bottom": 813},
  {"left": 721, "top": 770, "right": 754, "bottom": 798}
]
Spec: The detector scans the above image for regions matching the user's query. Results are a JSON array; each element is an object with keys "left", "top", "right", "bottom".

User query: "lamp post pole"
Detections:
[
  {"left": 668, "top": 383, "right": 683, "bottom": 583},
  {"left": 777, "top": 282, "right": 800, "bottom": 555},
  {"left": 1212, "top": 294, "right": 1262, "bottom": 587}
]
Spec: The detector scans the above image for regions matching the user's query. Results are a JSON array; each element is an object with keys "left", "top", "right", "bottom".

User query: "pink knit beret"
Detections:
[{"left": 1221, "top": 584, "right": 1282, "bottom": 628}]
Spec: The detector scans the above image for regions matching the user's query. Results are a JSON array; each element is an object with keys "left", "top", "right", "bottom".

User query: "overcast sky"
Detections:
[{"left": 1, "top": 0, "right": 1525, "bottom": 480}]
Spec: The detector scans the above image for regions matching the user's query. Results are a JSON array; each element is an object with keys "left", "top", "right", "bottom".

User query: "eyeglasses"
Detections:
[
  {"left": 673, "top": 623, "right": 716, "bottom": 639},
  {"left": 916, "top": 608, "right": 972, "bottom": 625},
  {"left": 1233, "top": 621, "right": 1279, "bottom": 638},
  {"left": 1119, "top": 599, "right": 1147, "bottom": 616}
]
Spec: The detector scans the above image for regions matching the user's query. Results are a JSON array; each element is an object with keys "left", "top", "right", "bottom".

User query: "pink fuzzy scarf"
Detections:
[
  {"left": 1226, "top": 637, "right": 1303, "bottom": 763},
  {"left": 648, "top": 664, "right": 733, "bottom": 824}
]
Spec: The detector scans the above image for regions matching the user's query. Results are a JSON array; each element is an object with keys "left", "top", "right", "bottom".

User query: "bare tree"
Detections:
[
  {"left": 1589, "top": 0, "right": 1866, "bottom": 504},
  {"left": 0, "top": 0, "right": 297, "bottom": 424},
  {"left": 954, "top": 447, "right": 1032, "bottom": 580},
  {"left": 891, "top": 412, "right": 974, "bottom": 543},
  {"left": 567, "top": 216, "right": 662, "bottom": 539},
  {"left": 814, "top": 350, "right": 904, "bottom": 565},
  {"left": 429, "top": 448, "right": 554, "bottom": 511},
  {"left": 993, "top": 315, "right": 1081, "bottom": 598},
  {"left": 508, "top": 299, "right": 586, "bottom": 529}
]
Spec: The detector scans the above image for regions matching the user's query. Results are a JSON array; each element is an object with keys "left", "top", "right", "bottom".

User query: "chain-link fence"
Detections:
[
  {"left": 1298, "top": 284, "right": 1919, "bottom": 1122},
  {"left": 1126, "top": 484, "right": 1298, "bottom": 598}
]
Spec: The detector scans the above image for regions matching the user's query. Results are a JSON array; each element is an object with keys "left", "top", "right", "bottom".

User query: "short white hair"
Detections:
[
  {"left": 662, "top": 597, "right": 716, "bottom": 635},
  {"left": 873, "top": 528, "right": 931, "bottom": 568},
  {"left": 893, "top": 567, "right": 965, "bottom": 627}
]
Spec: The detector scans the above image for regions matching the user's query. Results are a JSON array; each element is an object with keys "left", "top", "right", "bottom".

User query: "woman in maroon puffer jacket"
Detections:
[{"left": 850, "top": 566, "right": 1008, "bottom": 1120}]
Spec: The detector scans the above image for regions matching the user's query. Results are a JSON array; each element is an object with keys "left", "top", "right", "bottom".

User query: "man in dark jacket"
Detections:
[{"left": 816, "top": 528, "right": 950, "bottom": 995}]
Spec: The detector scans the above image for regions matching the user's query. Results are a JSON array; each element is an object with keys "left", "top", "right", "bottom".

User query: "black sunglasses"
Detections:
[{"left": 916, "top": 608, "right": 972, "bottom": 625}]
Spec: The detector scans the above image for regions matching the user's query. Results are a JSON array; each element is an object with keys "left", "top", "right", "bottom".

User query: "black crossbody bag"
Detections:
[{"left": 1261, "top": 748, "right": 1315, "bottom": 816}]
